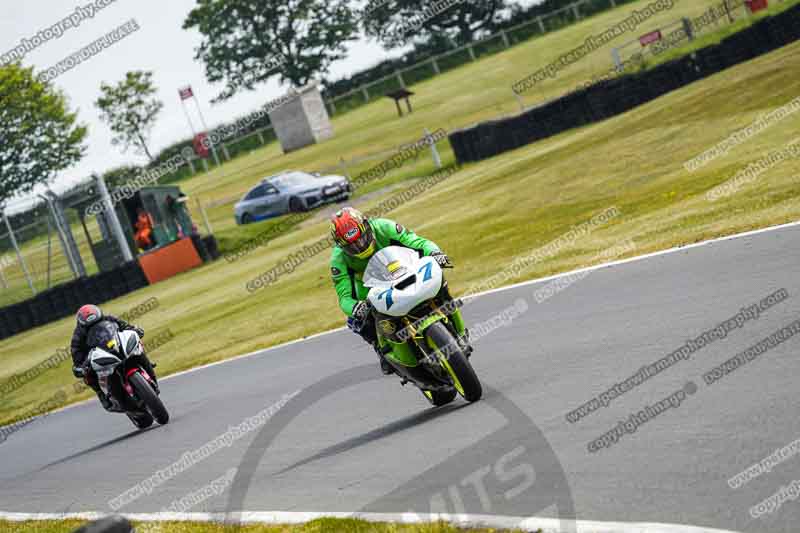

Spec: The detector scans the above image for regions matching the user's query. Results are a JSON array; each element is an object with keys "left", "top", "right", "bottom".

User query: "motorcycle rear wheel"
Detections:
[
  {"left": 130, "top": 372, "right": 169, "bottom": 425},
  {"left": 425, "top": 321, "right": 482, "bottom": 402}
]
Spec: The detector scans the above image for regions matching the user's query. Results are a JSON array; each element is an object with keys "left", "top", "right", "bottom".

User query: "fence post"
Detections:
[
  {"left": 326, "top": 99, "right": 337, "bottom": 116},
  {"left": 682, "top": 17, "right": 695, "bottom": 41},
  {"left": 361, "top": 86, "right": 370, "bottom": 103},
  {"left": 537, "top": 16, "right": 545, "bottom": 33},
  {"left": 572, "top": 3, "right": 581, "bottom": 20},
  {"left": 339, "top": 157, "right": 351, "bottom": 180},
  {"left": 187, "top": 157, "right": 196, "bottom": 175},
  {"left": 195, "top": 197, "right": 213, "bottom": 235},
  {"left": 467, "top": 44, "right": 476, "bottom": 61},
  {"left": 396, "top": 71, "right": 406, "bottom": 88},
  {"left": 95, "top": 173, "right": 134, "bottom": 264},
  {"left": 431, "top": 57, "right": 441, "bottom": 75},
  {"left": 44, "top": 214, "right": 53, "bottom": 289},
  {"left": 258, "top": 131, "right": 265, "bottom": 145},
  {"left": 2, "top": 211, "right": 36, "bottom": 296},
  {"left": 609, "top": 0, "right": 616, "bottom": 7},
  {"left": 44, "top": 192, "right": 84, "bottom": 278},
  {"left": 611, "top": 47, "right": 623, "bottom": 70},
  {"left": 201, "top": 159, "right": 209, "bottom": 173},
  {"left": 0, "top": 264, "right": 7, "bottom": 290},
  {"left": 500, "top": 30, "right": 510, "bottom": 48},
  {"left": 221, "top": 143, "right": 231, "bottom": 161},
  {"left": 513, "top": 90, "right": 525, "bottom": 112},
  {"left": 425, "top": 128, "right": 442, "bottom": 169}
]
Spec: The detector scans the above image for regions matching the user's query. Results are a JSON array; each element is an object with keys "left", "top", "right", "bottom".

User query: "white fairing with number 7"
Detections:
[{"left": 363, "top": 246, "right": 443, "bottom": 317}]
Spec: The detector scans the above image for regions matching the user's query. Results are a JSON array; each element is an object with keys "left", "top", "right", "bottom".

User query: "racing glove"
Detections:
[
  {"left": 77, "top": 360, "right": 94, "bottom": 384},
  {"left": 132, "top": 326, "right": 145, "bottom": 338},
  {"left": 352, "top": 301, "right": 370, "bottom": 321},
  {"left": 431, "top": 251, "right": 453, "bottom": 268}
]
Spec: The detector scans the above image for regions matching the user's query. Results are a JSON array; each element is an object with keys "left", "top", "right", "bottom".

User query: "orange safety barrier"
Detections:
[{"left": 137, "top": 237, "right": 203, "bottom": 284}]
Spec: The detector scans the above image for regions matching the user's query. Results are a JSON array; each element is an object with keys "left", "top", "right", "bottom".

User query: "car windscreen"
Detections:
[
  {"left": 270, "top": 172, "right": 313, "bottom": 189},
  {"left": 245, "top": 185, "right": 267, "bottom": 200}
]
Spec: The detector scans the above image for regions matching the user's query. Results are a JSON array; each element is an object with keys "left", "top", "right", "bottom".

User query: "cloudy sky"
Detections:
[{"left": 1, "top": 0, "right": 539, "bottom": 210}]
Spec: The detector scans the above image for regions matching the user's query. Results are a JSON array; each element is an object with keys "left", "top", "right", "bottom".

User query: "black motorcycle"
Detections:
[{"left": 78, "top": 321, "right": 169, "bottom": 428}]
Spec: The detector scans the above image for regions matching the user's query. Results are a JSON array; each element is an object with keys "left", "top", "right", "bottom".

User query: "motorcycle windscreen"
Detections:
[
  {"left": 363, "top": 246, "right": 419, "bottom": 288},
  {"left": 87, "top": 320, "right": 120, "bottom": 351}
]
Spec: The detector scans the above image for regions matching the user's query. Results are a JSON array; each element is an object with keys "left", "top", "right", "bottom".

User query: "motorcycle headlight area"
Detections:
[
  {"left": 91, "top": 349, "right": 122, "bottom": 376},
  {"left": 126, "top": 335, "right": 140, "bottom": 354}
]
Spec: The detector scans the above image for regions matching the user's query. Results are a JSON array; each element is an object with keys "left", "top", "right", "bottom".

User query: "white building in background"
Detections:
[{"left": 268, "top": 82, "right": 334, "bottom": 153}]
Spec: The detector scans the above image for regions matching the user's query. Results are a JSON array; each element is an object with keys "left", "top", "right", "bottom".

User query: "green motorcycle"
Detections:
[{"left": 362, "top": 246, "right": 482, "bottom": 405}]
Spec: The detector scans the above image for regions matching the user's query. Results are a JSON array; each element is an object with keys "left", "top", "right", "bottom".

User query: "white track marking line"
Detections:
[
  {"left": 5, "top": 219, "right": 800, "bottom": 423},
  {"left": 0, "top": 510, "right": 745, "bottom": 533}
]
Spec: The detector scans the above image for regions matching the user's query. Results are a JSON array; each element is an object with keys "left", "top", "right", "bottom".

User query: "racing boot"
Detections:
[
  {"left": 90, "top": 384, "right": 113, "bottom": 411},
  {"left": 374, "top": 343, "right": 395, "bottom": 375}
]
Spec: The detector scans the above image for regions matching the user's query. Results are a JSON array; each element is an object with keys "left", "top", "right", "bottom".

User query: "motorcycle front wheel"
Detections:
[
  {"left": 425, "top": 321, "right": 482, "bottom": 402},
  {"left": 126, "top": 411, "right": 154, "bottom": 429},
  {"left": 421, "top": 387, "right": 458, "bottom": 406},
  {"left": 129, "top": 372, "right": 169, "bottom": 425}
]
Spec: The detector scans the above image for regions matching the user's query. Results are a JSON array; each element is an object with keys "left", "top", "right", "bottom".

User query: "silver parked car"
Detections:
[{"left": 234, "top": 170, "right": 351, "bottom": 224}]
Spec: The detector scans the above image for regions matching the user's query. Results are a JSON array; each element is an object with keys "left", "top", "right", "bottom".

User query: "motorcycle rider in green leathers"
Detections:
[{"left": 329, "top": 207, "right": 468, "bottom": 374}]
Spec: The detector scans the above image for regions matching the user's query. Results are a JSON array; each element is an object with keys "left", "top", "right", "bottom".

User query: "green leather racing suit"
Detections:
[
  {"left": 330, "top": 216, "right": 466, "bottom": 345},
  {"left": 330, "top": 218, "right": 441, "bottom": 316}
]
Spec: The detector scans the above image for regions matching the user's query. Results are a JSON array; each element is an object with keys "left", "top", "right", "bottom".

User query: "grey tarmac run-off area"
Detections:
[{"left": 2, "top": 223, "right": 800, "bottom": 533}]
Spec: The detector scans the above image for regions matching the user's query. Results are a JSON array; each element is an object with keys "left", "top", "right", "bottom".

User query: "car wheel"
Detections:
[
  {"left": 289, "top": 197, "right": 306, "bottom": 213},
  {"left": 241, "top": 213, "right": 253, "bottom": 225}
]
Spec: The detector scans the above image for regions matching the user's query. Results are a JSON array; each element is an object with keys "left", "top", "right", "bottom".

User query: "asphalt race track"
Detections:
[{"left": 2, "top": 223, "right": 800, "bottom": 533}]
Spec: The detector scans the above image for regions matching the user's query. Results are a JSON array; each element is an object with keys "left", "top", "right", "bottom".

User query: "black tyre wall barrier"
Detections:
[
  {"left": 449, "top": 6, "right": 800, "bottom": 164},
  {"left": 0, "top": 261, "right": 150, "bottom": 341},
  {"left": 202, "top": 234, "right": 220, "bottom": 260},
  {"left": 191, "top": 234, "right": 211, "bottom": 262}
]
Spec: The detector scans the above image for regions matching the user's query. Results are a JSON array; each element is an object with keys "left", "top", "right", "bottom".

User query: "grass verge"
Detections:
[{"left": 3, "top": 0, "right": 792, "bottom": 303}]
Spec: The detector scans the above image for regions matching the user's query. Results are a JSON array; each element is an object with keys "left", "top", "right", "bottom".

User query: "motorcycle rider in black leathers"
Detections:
[{"left": 71, "top": 304, "right": 157, "bottom": 411}]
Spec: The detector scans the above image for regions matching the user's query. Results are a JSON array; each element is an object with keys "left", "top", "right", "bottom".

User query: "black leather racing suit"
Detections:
[{"left": 71, "top": 316, "right": 157, "bottom": 400}]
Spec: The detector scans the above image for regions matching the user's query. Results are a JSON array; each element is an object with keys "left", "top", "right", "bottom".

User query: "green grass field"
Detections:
[
  {"left": 0, "top": 518, "right": 530, "bottom": 533},
  {"left": 0, "top": 0, "right": 799, "bottom": 427}
]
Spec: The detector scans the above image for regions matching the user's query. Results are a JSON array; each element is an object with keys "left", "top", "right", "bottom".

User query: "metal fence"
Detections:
[
  {"left": 177, "top": 125, "right": 279, "bottom": 179},
  {"left": 611, "top": 0, "right": 775, "bottom": 68},
  {"left": 154, "top": 0, "right": 632, "bottom": 185},
  {"left": 0, "top": 0, "right": 667, "bottom": 307},
  {"left": 0, "top": 194, "right": 106, "bottom": 307},
  {"left": 323, "top": 0, "right": 628, "bottom": 115}
]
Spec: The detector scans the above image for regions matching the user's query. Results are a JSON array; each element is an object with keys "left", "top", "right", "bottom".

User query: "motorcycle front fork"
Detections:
[
  {"left": 436, "top": 281, "right": 467, "bottom": 337},
  {"left": 376, "top": 306, "right": 469, "bottom": 365},
  {"left": 450, "top": 308, "right": 467, "bottom": 337}
]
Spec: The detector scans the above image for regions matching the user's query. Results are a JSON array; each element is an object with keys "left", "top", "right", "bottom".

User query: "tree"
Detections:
[
  {"left": 0, "top": 63, "right": 87, "bottom": 208},
  {"left": 183, "top": 0, "right": 359, "bottom": 102},
  {"left": 96, "top": 71, "right": 164, "bottom": 162},
  {"left": 362, "top": 0, "right": 507, "bottom": 48},
  {"left": 101, "top": 164, "right": 142, "bottom": 189}
]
